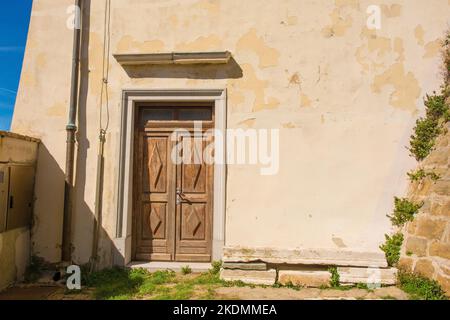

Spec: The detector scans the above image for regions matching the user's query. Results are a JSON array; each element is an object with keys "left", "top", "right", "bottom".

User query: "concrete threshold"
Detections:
[{"left": 127, "top": 261, "right": 212, "bottom": 273}]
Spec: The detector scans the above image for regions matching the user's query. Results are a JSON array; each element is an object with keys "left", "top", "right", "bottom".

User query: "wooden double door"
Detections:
[{"left": 133, "top": 105, "right": 214, "bottom": 262}]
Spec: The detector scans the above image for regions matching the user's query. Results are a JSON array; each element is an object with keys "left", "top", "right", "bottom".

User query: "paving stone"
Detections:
[
  {"left": 319, "top": 289, "right": 353, "bottom": 299},
  {"left": 373, "top": 286, "right": 409, "bottom": 300},
  {"left": 0, "top": 286, "right": 58, "bottom": 300}
]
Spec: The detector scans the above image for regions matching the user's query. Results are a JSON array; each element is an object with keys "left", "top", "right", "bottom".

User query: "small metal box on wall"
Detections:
[{"left": 0, "top": 132, "right": 39, "bottom": 233}]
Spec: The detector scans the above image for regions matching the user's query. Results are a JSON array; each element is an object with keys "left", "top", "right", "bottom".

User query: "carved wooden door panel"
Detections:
[
  {"left": 175, "top": 131, "right": 213, "bottom": 262},
  {"left": 134, "top": 131, "right": 176, "bottom": 261}
]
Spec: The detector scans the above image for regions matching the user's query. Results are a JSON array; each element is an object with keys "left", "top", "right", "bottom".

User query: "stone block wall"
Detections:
[{"left": 398, "top": 123, "right": 450, "bottom": 294}]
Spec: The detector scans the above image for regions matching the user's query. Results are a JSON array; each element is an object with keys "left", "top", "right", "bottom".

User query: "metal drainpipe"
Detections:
[
  {"left": 62, "top": 0, "right": 83, "bottom": 262},
  {"left": 90, "top": 129, "right": 106, "bottom": 272}
]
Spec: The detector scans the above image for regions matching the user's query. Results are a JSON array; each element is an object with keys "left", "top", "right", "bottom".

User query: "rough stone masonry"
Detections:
[{"left": 399, "top": 122, "right": 450, "bottom": 294}]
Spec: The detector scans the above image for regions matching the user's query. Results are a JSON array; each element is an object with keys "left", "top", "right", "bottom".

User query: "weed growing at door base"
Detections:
[{"left": 181, "top": 265, "right": 192, "bottom": 275}]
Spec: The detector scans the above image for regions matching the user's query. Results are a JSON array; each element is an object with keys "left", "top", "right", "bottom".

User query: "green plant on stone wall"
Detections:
[
  {"left": 407, "top": 168, "right": 440, "bottom": 182},
  {"left": 398, "top": 271, "right": 448, "bottom": 300},
  {"left": 388, "top": 197, "right": 423, "bottom": 227},
  {"left": 380, "top": 233, "right": 404, "bottom": 267},
  {"left": 328, "top": 266, "right": 340, "bottom": 287},
  {"left": 424, "top": 93, "right": 448, "bottom": 121},
  {"left": 409, "top": 92, "right": 449, "bottom": 161}
]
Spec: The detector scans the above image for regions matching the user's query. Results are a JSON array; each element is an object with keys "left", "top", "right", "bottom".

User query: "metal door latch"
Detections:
[{"left": 176, "top": 188, "right": 185, "bottom": 205}]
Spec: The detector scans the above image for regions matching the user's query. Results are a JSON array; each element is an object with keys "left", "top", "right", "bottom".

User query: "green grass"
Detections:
[
  {"left": 80, "top": 261, "right": 227, "bottom": 300},
  {"left": 83, "top": 267, "right": 148, "bottom": 300},
  {"left": 398, "top": 272, "right": 448, "bottom": 300}
]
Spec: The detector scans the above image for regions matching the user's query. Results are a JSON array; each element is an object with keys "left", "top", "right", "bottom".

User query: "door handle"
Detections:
[
  {"left": 9, "top": 195, "right": 13, "bottom": 209},
  {"left": 176, "top": 188, "right": 183, "bottom": 205},
  {"left": 176, "top": 188, "right": 188, "bottom": 205}
]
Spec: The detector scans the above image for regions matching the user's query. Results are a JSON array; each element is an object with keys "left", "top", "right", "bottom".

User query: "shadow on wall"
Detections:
[
  {"left": 34, "top": 145, "right": 120, "bottom": 270},
  {"left": 121, "top": 57, "right": 243, "bottom": 79},
  {"left": 31, "top": 0, "right": 119, "bottom": 272}
]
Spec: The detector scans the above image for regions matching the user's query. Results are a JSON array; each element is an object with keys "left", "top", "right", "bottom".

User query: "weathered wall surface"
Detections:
[
  {"left": 0, "top": 228, "right": 30, "bottom": 291},
  {"left": 398, "top": 123, "right": 450, "bottom": 294},
  {"left": 11, "top": 0, "right": 450, "bottom": 266},
  {"left": 0, "top": 133, "right": 38, "bottom": 291}
]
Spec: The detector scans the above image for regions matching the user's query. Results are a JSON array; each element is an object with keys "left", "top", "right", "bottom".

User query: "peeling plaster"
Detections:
[
  {"left": 281, "top": 122, "right": 296, "bottom": 128},
  {"left": 238, "top": 118, "right": 256, "bottom": 128},
  {"left": 372, "top": 63, "right": 421, "bottom": 112},
  {"left": 300, "top": 94, "right": 312, "bottom": 108},
  {"left": 236, "top": 29, "right": 280, "bottom": 68},
  {"left": 117, "top": 35, "right": 165, "bottom": 53},
  {"left": 423, "top": 39, "right": 442, "bottom": 59},
  {"left": 289, "top": 73, "right": 301, "bottom": 86},
  {"left": 175, "top": 34, "right": 223, "bottom": 51},
  {"left": 415, "top": 25, "right": 425, "bottom": 46},
  {"left": 381, "top": 4, "right": 402, "bottom": 18},
  {"left": 355, "top": 28, "right": 421, "bottom": 112},
  {"left": 45, "top": 102, "right": 66, "bottom": 117},
  {"left": 322, "top": 0, "right": 359, "bottom": 38}
]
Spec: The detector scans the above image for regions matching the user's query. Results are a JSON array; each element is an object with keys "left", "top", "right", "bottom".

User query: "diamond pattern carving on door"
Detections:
[
  {"left": 181, "top": 203, "right": 206, "bottom": 240},
  {"left": 135, "top": 132, "right": 174, "bottom": 262},
  {"left": 145, "top": 203, "right": 166, "bottom": 240},
  {"left": 144, "top": 138, "right": 166, "bottom": 193},
  {"left": 176, "top": 131, "right": 213, "bottom": 262},
  {"left": 182, "top": 137, "right": 206, "bottom": 193}
]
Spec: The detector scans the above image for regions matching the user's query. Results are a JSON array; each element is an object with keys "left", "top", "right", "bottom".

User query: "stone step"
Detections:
[
  {"left": 337, "top": 267, "right": 398, "bottom": 285},
  {"left": 278, "top": 270, "right": 331, "bottom": 287},
  {"left": 222, "top": 262, "right": 267, "bottom": 271},
  {"left": 220, "top": 269, "right": 276, "bottom": 285}
]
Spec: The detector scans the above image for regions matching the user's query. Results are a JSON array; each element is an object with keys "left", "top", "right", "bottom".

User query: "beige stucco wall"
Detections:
[
  {"left": 0, "top": 228, "right": 30, "bottom": 291},
  {"left": 0, "top": 133, "right": 38, "bottom": 290},
  {"left": 12, "top": 0, "right": 450, "bottom": 266}
]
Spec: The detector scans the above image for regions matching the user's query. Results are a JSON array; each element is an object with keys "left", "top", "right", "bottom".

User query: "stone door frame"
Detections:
[{"left": 113, "top": 89, "right": 227, "bottom": 266}]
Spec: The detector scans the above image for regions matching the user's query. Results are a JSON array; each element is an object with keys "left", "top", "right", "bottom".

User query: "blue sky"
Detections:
[{"left": 0, "top": 0, "right": 33, "bottom": 131}]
